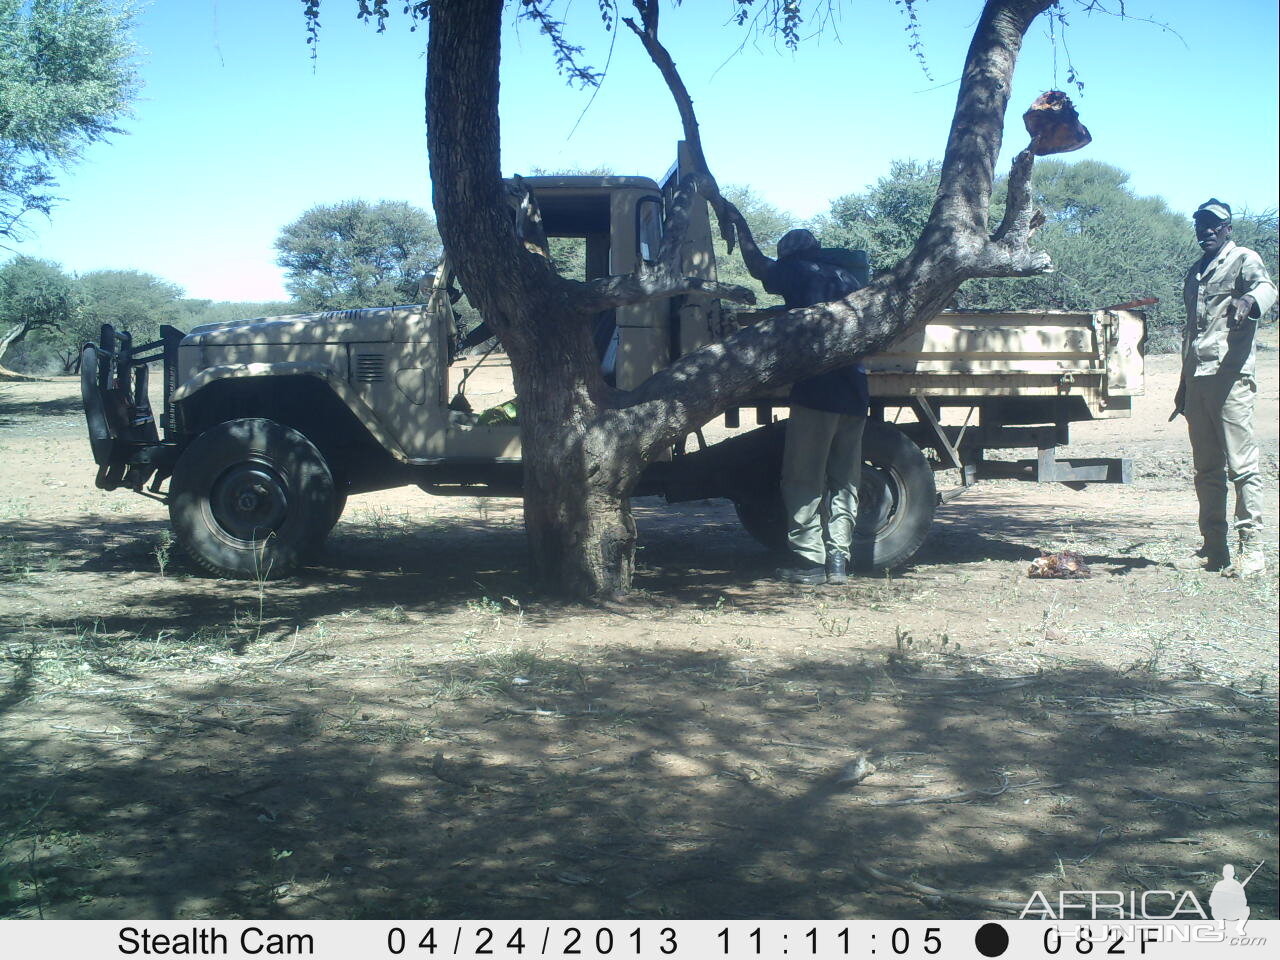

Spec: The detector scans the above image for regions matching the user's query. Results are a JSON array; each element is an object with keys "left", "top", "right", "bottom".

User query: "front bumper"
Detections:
[{"left": 81, "top": 324, "right": 183, "bottom": 492}]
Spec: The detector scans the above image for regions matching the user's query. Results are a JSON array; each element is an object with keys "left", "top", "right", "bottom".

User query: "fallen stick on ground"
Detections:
[
  {"left": 1166, "top": 680, "right": 1276, "bottom": 702},
  {"left": 1129, "top": 788, "right": 1213, "bottom": 812},
  {"left": 1072, "top": 705, "right": 1213, "bottom": 718},
  {"left": 855, "top": 863, "right": 1027, "bottom": 914},
  {"left": 762, "top": 738, "right": 843, "bottom": 752},
  {"left": 870, "top": 773, "right": 1015, "bottom": 807}
]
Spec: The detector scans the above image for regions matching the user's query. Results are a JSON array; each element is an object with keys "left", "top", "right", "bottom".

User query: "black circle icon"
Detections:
[{"left": 974, "top": 922, "right": 1009, "bottom": 957}]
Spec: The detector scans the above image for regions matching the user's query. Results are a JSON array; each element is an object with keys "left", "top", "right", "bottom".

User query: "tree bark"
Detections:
[
  {"left": 424, "top": 0, "right": 1060, "bottom": 598},
  {"left": 0, "top": 320, "right": 35, "bottom": 377},
  {"left": 506, "top": 291, "right": 639, "bottom": 598},
  {"left": 427, "top": 0, "right": 646, "bottom": 597}
]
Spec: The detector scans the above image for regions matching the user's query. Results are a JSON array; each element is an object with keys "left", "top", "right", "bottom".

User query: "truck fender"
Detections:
[{"left": 172, "top": 362, "right": 411, "bottom": 460}]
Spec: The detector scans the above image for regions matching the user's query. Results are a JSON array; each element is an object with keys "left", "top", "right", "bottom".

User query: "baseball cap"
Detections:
[
  {"left": 1193, "top": 198, "right": 1232, "bottom": 222},
  {"left": 777, "top": 228, "right": 819, "bottom": 259}
]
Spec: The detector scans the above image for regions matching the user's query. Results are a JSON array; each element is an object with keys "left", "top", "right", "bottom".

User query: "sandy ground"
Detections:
[{"left": 0, "top": 333, "right": 1276, "bottom": 920}]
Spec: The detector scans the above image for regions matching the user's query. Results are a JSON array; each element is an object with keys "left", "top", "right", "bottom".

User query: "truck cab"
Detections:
[{"left": 81, "top": 150, "right": 1144, "bottom": 580}]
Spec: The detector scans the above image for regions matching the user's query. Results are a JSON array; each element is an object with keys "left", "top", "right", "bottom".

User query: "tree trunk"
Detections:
[
  {"left": 422, "top": 0, "right": 1060, "bottom": 599},
  {"left": 0, "top": 320, "right": 32, "bottom": 366},
  {"left": 0, "top": 321, "right": 39, "bottom": 379},
  {"left": 523, "top": 453, "right": 638, "bottom": 598},
  {"left": 506, "top": 297, "right": 642, "bottom": 598},
  {"left": 427, "top": 0, "right": 651, "bottom": 599}
]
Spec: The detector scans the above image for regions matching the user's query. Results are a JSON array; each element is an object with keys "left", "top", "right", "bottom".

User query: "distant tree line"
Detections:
[
  {"left": 0, "top": 198, "right": 446, "bottom": 375},
  {"left": 810, "top": 159, "right": 1279, "bottom": 351},
  {"left": 0, "top": 258, "right": 296, "bottom": 375},
  {"left": 5, "top": 160, "right": 1274, "bottom": 375}
]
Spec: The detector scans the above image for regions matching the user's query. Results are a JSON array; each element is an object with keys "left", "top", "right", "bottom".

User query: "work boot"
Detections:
[
  {"left": 1172, "top": 543, "right": 1229, "bottom": 572},
  {"left": 826, "top": 552, "right": 849, "bottom": 585},
  {"left": 1224, "top": 535, "right": 1266, "bottom": 579},
  {"left": 776, "top": 559, "right": 826, "bottom": 585},
  {"left": 1224, "top": 551, "right": 1266, "bottom": 579}
]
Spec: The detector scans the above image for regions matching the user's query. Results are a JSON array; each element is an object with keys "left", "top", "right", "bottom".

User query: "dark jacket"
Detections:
[{"left": 763, "top": 249, "right": 869, "bottom": 417}]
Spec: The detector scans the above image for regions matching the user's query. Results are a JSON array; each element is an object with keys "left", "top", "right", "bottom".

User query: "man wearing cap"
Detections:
[
  {"left": 731, "top": 227, "right": 868, "bottom": 585},
  {"left": 1172, "top": 199, "right": 1276, "bottom": 577}
]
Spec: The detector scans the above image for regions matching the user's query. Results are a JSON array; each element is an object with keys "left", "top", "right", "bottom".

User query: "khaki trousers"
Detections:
[
  {"left": 1184, "top": 372, "right": 1262, "bottom": 550},
  {"left": 781, "top": 406, "right": 866, "bottom": 566}
]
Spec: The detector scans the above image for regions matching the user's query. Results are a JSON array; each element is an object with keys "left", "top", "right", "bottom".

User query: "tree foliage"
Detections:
[
  {"left": 0, "top": 254, "right": 76, "bottom": 371},
  {"left": 63, "top": 268, "right": 182, "bottom": 367},
  {"left": 1230, "top": 209, "right": 1280, "bottom": 314},
  {"left": 713, "top": 183, "right": 794, "bottom": 310},
  {"left": 0, "top": 0, "right": 139, "bottom": 241},
  {"left": 275, "top": 199, "right": 443, "bottom": 311},
  {"left": 0, "top": 257, "right": 305, "bottom": 374},
  {"left": 0, "top": 263, "right": 184, "bottom": 373},
  {"left": 812, "top": 159, "right": 942, "bottom": 277},
  {"left": 814, "top": 158, "right": 1280, "bottom": 350}
]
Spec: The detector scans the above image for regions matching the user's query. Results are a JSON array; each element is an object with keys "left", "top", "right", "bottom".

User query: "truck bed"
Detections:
[{"left": 866, "top": 308, "right": 1144, "bottom": 418}]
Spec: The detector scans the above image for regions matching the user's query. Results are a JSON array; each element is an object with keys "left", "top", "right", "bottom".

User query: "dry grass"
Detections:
[{"left": 1, "top": 364, "right": 1277, "bottom": 919}]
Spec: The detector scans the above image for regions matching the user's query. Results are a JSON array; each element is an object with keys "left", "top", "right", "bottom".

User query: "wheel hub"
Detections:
[
  {"left": 856, "top": 466, "right": 898, "bottom": 536},
  {"left": 211, "top": 462, "right": 289, "bottom": 542}
]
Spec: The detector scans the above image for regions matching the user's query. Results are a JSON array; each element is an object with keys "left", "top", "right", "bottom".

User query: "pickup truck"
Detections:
[{"left": 81, "top": 159, "right": 1144, "bottom": 579}]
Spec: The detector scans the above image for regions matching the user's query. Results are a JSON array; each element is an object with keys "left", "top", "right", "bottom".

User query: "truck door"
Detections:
[{"left": 658, "top": 141, "right": 726, "bottom": 360}]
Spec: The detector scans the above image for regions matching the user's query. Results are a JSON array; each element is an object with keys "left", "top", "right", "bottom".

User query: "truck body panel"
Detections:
[
  {"left": 867, "top": 308, "right": 1144, "bottom": 418},
  {"left": 80, "top": 150, "right": 1148, "bottom": 579}
]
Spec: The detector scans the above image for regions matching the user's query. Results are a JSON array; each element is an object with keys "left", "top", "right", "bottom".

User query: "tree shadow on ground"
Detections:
[
  {"left": 0, "top": 393, "right": 82, "bottom": 420},
  {"left": 0, "top": 488, "right": 1188, "bottom": 666},
  {"left": 2, "top": 646, "right": 1275, "bottom": 920},
  {"left": 0, "top": 501, "right": 805, "bottom": 651},
  {"left": 2, "top": 487, "right": 1276, "bottom": 920},
  {"left": 917, "top": 499, "right": 1172, "bottom": 573}
]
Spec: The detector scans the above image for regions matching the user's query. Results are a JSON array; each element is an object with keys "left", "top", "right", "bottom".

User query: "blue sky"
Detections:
[{"left": 15, "top": 0, "right": 1280, "bottom": 302}]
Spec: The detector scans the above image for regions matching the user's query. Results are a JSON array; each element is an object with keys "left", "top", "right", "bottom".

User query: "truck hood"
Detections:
[{"left": 184, "top": 305, "right": 423, "bottom": 346}]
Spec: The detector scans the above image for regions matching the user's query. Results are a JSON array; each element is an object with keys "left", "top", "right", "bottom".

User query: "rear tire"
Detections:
[
  {"left": 326, "top": 491, "right": 348, "bottom": 534},
  {"left": 169, "top": 418, "right": 336, "bottom": 579},
  {"left": 849, "top": 419, "right": 936, "bottom": 571},
  {"left": 733, "top": 419, "right": 936, "bottom": 572},
  {"left": 734, "top": 497, "right": 788, "bottom": 555}
]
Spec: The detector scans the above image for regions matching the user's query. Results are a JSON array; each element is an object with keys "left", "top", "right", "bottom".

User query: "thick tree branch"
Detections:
[
  {"left": 927, "top": 0, "right": 1055, "bottom": 242},
  {"left": 622, "top": 2, "right": 763, "bottom": 261},
  {"left": 652, "top": 165, "right": 697, "bottom": 271},
  {"left": 1, "top": 321, "right": 34, "bottom": 355},
  {"left": 427, "top": 0, "right": 557, "bottom": 351},
  {"left": 603, "top": 0, "right": 1068, "bottom": 461},
  {"left": 884, "top": 0, "right": 1058, "bottom": 322},
  {"left": 603, "top": 290, "right": 889, "bottom": 461},
  {"left": 992, "top": 148, "right": 1036, "bottom": 243},
  {"left": 576, "top": 267, "right": 755, "bottom": 314},
  {"left": 622, "top": 2, "right": 705, "bottom": 172},
  {"left": 508, "top": 175, "right": 552, "bottom": 261},
  {"left": 692, "top": 177, "right": 774, "bottom": 282},
  {"left": 985, "top": 146, "right": 1051, "bottom": 274}
]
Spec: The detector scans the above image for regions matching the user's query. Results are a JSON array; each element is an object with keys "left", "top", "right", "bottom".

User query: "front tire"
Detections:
[
  {"left": 169, "top": 418, "right": 336, "bottom": 579},
  {"left": 733, "top": 419, "right": 936, "bottom": 572}
]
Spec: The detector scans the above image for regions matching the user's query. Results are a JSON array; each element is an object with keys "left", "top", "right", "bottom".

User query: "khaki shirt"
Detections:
[{"left": 1183, "top": 240, "right": 1277, "bottom": 378}]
